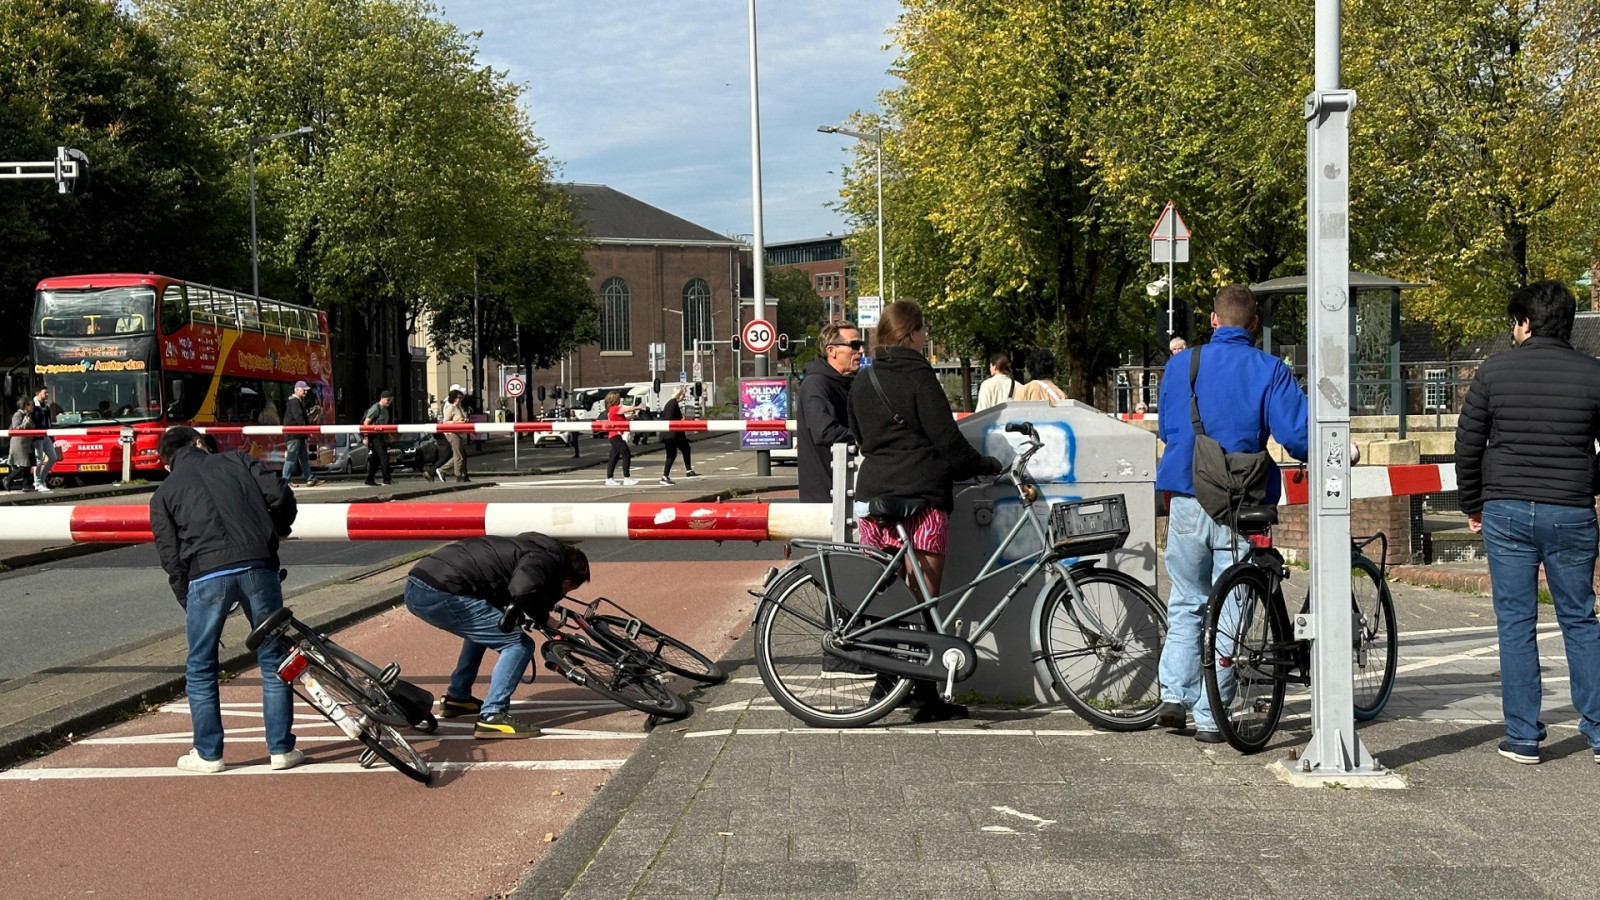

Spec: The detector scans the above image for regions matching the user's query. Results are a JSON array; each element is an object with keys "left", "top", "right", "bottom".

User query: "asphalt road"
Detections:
[{"left": 0, "top": 541, "right": 438, "bottom": 684}]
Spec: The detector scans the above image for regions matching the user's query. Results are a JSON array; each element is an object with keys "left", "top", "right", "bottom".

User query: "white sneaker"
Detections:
[
  {"left": 604, "top": 478, "right": 621, "bottom": 486},
  {"left": 622, "top": 478, "right": 639, "bottom": 486},
  {"left": 270, "top": 749, "right": 306, "bottom": 771},
  {"left": 35, "top": 484, "right": 52, "bottom": 493},
  {"left": 177, "top": 749, "right": 226, "bottom": 774}
]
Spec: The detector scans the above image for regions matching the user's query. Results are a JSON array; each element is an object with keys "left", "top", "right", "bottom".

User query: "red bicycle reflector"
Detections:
[
  {"left": 278, "top": 649, "right": 309, "bottom": 683},
  {"left": 1248, "top": 534, "right": 1273, "bottom": 550}
]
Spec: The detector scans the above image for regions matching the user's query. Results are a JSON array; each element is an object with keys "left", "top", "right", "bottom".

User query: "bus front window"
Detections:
[
  {"left": 44, "top": 369, "right": 161, "bottom": 424},
  {"left": 33, "top": 287, "right": 158, "bottom": 337}
]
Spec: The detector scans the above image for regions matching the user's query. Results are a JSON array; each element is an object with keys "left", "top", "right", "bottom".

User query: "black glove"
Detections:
[{"left": 982, "top": 455, "right": 1005, "bottom": 476}]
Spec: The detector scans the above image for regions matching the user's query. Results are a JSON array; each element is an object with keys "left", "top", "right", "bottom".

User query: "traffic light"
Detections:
[
  {"left": 59, "top": 147, "right": 89, "bottom": 194},
  {"left": 777, "top": 333, "right": 790, "bottom": 354},
  {"left": 732, "top": 333, "right": 742, "bottom": 352}
]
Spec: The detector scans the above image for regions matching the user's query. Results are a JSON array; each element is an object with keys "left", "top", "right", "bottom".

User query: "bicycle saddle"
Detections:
[
  {"left": 1234, "top": 505, "right": 1278, "bottom": 534},
  {"left": 865, "top": 496, "right": 928, "bottom": 524}
]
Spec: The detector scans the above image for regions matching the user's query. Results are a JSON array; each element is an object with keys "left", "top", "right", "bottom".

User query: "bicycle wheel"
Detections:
[
  {"left": 753, "top": 569, "right": 914, "bottom": 728},
  {"left": 1038, "top": 567, "right": 1166, "bottom": 731},
  {"left": 359, "top": 724, "right": 433, "bottom": 784},
  {"left": 1351, "top": 555, "right": 1399, "bottom": 721},
  {"left": 303, "top": 662, "right": 432, "bottom": 783},
  {"left": 542, "top": 638, "right": 690, "bottom": 719},
  {"left": 588, "top": 614, "right": 727, "bottom": 685},
  {"left": 307, "top": 637, "right": 410, "bottom": 728},
  {"left": 1202, "top": 565, "right": 1287, "bottom": 753}
]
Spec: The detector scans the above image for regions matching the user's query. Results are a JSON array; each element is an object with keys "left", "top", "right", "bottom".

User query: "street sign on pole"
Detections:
[
  {"left": 1150, "top": 202, "right": 1190, "bottom": 339},
  {"left": 1149, "top": 202, "right": 1190, "bottom": 263},
  {"left": 503, "top": 374, "right": 526, "bottom": 398},
  {"left": 857, "top": 295, "right": 881, "bottom": 329},
  {"left": 741, "top": 318, "right": 776, "bottom": 354}
]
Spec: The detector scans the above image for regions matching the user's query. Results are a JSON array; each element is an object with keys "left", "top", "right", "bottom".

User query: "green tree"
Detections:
[
  {"left": 840, "top": 0, "right": 1158, "bottom": 401},
  {"left": 767, "top": 266, "right": 826, "bottom": 367},
  {"left": 1346, "top": 0, "right": 1600, "bottom": 349},
  {"left": 140, "top": 0, "right": 593, "bottom": 414},
  {"left": 0, "top": 0, "right": 243, "bottom": 362}
]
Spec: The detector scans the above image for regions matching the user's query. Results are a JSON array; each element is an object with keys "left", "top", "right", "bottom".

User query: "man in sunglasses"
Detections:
[{"left": 796, "top": 320, "right": 863, "bottom": 502}]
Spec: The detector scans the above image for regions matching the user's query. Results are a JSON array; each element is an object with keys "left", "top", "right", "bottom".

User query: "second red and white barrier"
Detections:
[{"left": 0, "top": 419, "right": 796, "bottom": 439}]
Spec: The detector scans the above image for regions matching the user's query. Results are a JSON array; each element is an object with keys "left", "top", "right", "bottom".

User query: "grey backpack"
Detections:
[{"left": 1188, "top": 347, "right": 1273, "bottom": 523}]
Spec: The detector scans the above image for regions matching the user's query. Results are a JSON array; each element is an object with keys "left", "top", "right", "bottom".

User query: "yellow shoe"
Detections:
[{"left": 473, "top": 713, "right": 540, "bottom": 739}]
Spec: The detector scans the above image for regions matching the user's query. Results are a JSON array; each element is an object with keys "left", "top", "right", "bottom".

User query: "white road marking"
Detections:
[
  {"left": 992, "top": 805, "right": 1056, "bottom": 828},
  {"left": 683, "top": 726, "right": 1103, "bottom": 738},
  {"left": 0, "top": 758, "right": 629, "bottom": 781},
  {"left": 1401, "top": 623, "right": 1559, "bottom": 639},
  {"left": 77, "top": 727, "right": 644, "bottom": 746},
  {"left": 981, "top": 825, "right": 1019, "bottom": 834}
]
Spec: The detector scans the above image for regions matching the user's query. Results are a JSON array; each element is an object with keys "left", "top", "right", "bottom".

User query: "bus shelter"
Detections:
[{"left": 1250, "top": 271, "right": 1427, "bottom": 437}]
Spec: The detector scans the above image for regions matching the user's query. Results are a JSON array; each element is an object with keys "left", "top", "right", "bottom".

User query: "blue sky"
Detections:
[{"left": 437, "top": 0, "right": 903, "bottom": 243}]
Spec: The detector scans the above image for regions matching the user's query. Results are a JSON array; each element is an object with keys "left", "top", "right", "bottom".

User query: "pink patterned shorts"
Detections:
[{"left": 855, "top": 506, "right": 950, "bottom": 556}]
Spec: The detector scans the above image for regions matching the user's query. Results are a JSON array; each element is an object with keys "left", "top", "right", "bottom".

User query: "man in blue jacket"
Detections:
[{"left": 1154, "top": 284, "right": 1308, "bottom": 742}]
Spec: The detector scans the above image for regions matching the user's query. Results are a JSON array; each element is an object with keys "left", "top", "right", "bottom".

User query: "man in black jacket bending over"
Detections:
[
  {"left": 150, "top": 426, "right": 301, "bottom": 774},
  {"left": 405, "top": 534, "right": 591, "bottom": 738},
  {"left": 796, "top": 320, "right": 863, "bottom": 502},
  {"left": 1456, "top": 279, "right": 1600, "bottom": 767}
]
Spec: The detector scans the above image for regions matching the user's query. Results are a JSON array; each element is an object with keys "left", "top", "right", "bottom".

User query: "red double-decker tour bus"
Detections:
[{"left": 30, "top": 273, "right": 333, "bottom": 480}]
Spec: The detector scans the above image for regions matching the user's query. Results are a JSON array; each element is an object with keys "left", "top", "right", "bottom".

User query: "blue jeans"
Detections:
[
  {"left": 32, "top": 437, "right": 56, "bottom": 486},
  {"left": 185, "top": 567, "right": 296, "bottom": 761},
  {"left": 403, "top": 577, "right": 534, "bottom": 716},
  {"left": 1159, "top": 495, "right": 1250, "bottom": 732},
  {"left": 1481, "top": 500, "right": 1600, "bottom": 751},
  {"left": 283, "top": 437, "right": 312, "bottom": 482}
]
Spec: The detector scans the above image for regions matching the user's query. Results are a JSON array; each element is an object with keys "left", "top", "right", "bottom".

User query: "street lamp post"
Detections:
[
  {"left": 817, "top": 124, "right": 885, "bottom": 311},
  {"left": 247, "top": 125, "right": 315, "bottom": 298}
]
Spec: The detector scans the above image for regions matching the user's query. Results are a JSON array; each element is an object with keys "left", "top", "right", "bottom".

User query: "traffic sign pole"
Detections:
[{"left": 505, "top": 374, "right": 527, "bottom": 471}]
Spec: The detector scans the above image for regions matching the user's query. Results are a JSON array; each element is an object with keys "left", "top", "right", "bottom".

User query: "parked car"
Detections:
[
  {"left": 313, "top": 433, "right": 369, "bottom": 475},
  {"left": 392, "top": 432, "right": 448, "bottom": 472}
]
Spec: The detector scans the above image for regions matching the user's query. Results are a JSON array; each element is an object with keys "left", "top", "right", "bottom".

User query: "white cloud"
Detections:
[{"left": 439, "top": 0, "right": 901, "bottom": 241}]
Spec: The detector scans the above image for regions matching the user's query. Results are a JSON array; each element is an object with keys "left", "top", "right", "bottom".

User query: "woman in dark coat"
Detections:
[{"left": 847, "top": 299, "right": 1002, "bottom": 720}]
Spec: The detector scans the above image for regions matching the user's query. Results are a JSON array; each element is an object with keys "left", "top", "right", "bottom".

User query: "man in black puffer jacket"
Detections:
[
  {"left": 150, "top": 426, "right": 300, "bottom": 774},
  {"left": 1455, "top": 279, "right": 1600, "bottom": 767},
  {"left": 405, "top": 534, "right": 591, "bottom": 738},
  {"left": 796, "top": 320, "right": 863, "bottom": 501}
]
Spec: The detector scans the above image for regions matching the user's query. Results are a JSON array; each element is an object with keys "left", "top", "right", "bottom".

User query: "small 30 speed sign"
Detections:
[
  {"left": 504, "top": 375, "right": 526, "bottom": 397},
  {"left": 741, "top": 318, "right": 776, "bottom": 353}
]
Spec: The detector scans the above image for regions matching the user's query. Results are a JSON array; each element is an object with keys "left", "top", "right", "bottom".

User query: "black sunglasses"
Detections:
[{"left": 828, "top": 340, "right": 864, "bottom": 351}]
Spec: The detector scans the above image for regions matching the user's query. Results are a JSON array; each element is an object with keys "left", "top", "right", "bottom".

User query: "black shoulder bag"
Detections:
[{"left": 1188, "top": 346, "right": 1273, "bottom": 524}]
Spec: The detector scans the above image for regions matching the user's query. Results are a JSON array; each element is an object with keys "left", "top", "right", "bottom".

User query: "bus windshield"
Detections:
[
  {"left": 33, "top": 287, "right": 158, "bottom": 337},
  {"left": 42, "top": 368, "right": 161, "bottom": 424}
]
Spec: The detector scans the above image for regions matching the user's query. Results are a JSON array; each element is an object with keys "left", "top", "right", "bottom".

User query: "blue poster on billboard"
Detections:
[{"left": 739, "top": 377, "right": 791, "bottom": 450}]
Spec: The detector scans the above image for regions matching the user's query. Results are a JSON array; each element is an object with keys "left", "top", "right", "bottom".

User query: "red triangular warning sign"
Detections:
[{"left": 1149, "top": 202, "right": 1191, "bottom": 241}]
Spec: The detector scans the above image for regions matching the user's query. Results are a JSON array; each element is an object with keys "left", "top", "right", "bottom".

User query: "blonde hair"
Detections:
[
  {"left": 604, "top": 391, "right": 622, "bottom": 408},
  {"left": 875, "top": 300, "right": 925, "bottom": 347}
]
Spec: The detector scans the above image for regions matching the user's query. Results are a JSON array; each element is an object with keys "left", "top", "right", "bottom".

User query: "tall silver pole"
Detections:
[
  {"left": 1297, "top": 0, "right": 1383, "bottom": 780},
  {"left": 248, "top": 143, "right": 260, "bottom": 298},
  {"left": 1167, "top": 208, "right": 1175, "bottom": 338},
  {"left": 875, "top": 138, "right": 884, "bottom": 301},
  {"left": 748, "top": 0, "right": 770, "bottom": 475}
]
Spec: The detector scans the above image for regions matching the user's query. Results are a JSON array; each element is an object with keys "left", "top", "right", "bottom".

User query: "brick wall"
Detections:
[
  {"left": 1154, "top": 496, "right": 1414, "bottom": 567},
  {"left": 1273, "top": 497, "right": 1412, "bottom": 566}
]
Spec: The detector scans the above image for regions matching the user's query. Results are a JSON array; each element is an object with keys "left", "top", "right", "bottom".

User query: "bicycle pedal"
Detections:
[{"left": 378, "top": 662, "right": 401, "bottom": 687}]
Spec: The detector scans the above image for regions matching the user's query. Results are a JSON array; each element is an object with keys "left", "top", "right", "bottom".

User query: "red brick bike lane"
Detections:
[{"left": 0, "top": 558, "right": 773, "bottom": 900}]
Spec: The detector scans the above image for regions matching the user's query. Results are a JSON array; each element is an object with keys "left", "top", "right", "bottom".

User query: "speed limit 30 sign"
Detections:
[
  {"left": 504, "top": 375, "right": 526, "bottom": 397},
  {"left": 741, "top": 318, "right": 776, "bottom": 354}
]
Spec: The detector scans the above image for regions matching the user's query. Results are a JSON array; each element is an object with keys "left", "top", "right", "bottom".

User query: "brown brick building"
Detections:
[
  {"left": 767, "top": 236, "right": 852, "bottom": 322},
  {"left": 535, "top": 185, "right": 752, "bottom": 406}
]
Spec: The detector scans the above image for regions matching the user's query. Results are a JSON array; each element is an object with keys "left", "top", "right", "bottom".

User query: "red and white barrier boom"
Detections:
[
  {"left": 0, "top": 464, "right": 1457, "bottom": 546},
  {"left": 0, "top": 420, "right": 796, "bottom": 439},
  {"left": 0, "top": 502, "right": 834, "bottom": 545}
]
